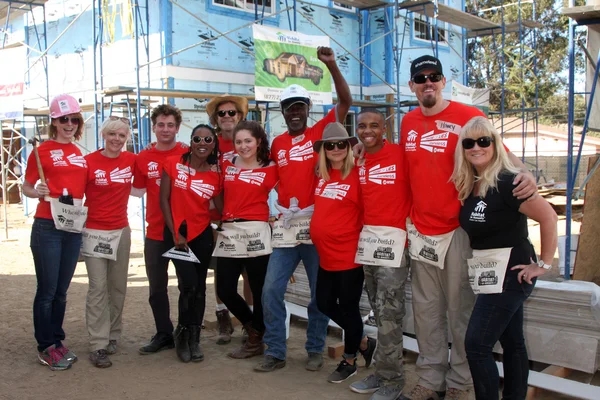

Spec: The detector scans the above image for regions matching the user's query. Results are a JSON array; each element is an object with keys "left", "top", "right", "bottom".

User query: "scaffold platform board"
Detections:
[
  {"left": 562, "top": 5, "right": 600, "bottom": 25},
  {"left": 0, "top": 0, "right": 47, "bottom": 22}
]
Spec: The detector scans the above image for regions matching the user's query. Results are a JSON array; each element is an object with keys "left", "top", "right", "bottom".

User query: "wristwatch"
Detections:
[{"left": 537, "top": 259, "right": 552, "bottom": 270}]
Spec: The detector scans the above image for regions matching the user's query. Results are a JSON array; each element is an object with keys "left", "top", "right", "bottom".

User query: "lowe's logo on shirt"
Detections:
[
  {"left": 190, "top": 180, "right": 215, "bottom": 199},
  {"left": 362, "top": 164, "right": 396, "bottom": 185},
  {"left": 469, "top": 200, "right": 487, "bottom": 222},
  {"left": 110, "top": 166, "right": 132, "bottom": 183},
  {"left": 238, "top": 170, "right": 266, "bottom": 186},
  {"left": 420, "top": 131, "right": 449, "bottom": 153},
  {"left": 319, "top": 182, "right": 350, "bottom": 200},
  {"left": 67, "top": 154, "right": 87, "bottom": 168},
  {"left": 289, "top": 141, "right": 314, "bottom": 162}
]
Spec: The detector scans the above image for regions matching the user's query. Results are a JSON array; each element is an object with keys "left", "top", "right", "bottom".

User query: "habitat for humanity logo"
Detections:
[{"left": 276, "top": 31, "right": 301, "bottom": 44}]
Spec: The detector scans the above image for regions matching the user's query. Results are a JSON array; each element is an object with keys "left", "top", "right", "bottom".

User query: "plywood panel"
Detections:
[{"left": 573, "top": 156, "right": 600, "bottom": 284}]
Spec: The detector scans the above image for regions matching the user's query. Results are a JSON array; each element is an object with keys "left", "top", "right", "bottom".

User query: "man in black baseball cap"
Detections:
[{"left": 410, "top": 55, "right": 443, "bottom": 78}]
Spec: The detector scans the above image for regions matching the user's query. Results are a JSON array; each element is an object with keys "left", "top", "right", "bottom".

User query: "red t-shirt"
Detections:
[
  {"left": 164, "top": 156, "right": 222, "bottom": 241},
  {"left": 400, "top": 101, "right": 485, "bottom": 235},
  {"left": 84, "top": 150, "right": 137, "bottom": 230},
  {"left": 270, "top": 107, "right": 337, "bottom": 209},
  {"left": 219, "top": 137, "right": 236, "bottom": 163},
  {"left": 310, "top": 168, "right": 362, "bottom": 271},
  {"left": 221, "top": 160, "right": 279, "bottom": 221},
  {"left": 132, "top": 143, "right": 188, "bottom": 240},
  {"left": 25, "top": 140, "right": 88, "bottom": 220},
  {"left": 359, "top": 142, "right": 411, "bottom": 231}
]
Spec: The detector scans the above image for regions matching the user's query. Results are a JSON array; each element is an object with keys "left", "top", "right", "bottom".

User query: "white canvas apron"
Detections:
[
  {"left": 467, "top": 247, "right": 512, "bottom": 294},
  {"left": 271, "top": 216, "right": 313, "bottom": 248},
  {"left": 407, "top": 223, "right": 455, "bottom": 270},
  {"left": 355, "top": 225, "right": 407, "bottom": 267},
  {"left": 50, "top": 198, "right": 87, "bottom": 233},
  {"left": 81, "top": 228, "right": 124, "bottom": 261},
  {"left": 212, "top": 221, "right": 272, "bottom": 258}
]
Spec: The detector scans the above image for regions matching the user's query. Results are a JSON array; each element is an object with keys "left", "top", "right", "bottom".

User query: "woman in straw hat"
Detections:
[
  {"left": 310, "top": 122, "right": 368, "bottom": 384},
  {"left": 205, "top": 94, "right": 253, "bottom": 345}
]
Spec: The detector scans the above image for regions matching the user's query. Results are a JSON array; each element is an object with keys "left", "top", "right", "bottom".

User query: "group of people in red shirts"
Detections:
[{"left": 25, "top": 50, "right": 555, "bottom": 400}]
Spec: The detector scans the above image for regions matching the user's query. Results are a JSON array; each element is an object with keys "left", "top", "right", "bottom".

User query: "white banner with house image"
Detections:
[
  {"left": 451, "top": 81, "right": 490, "bottom": 115},
  {"left": 253, "top": 24, "right": 332, "bottom": 105}
]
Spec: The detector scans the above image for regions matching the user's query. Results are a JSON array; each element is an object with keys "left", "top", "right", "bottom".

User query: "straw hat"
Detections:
[
  {"left": 206, "top": 94, "right": 249, "bottom": 126},
  {"left": 313, "top": 122, "right": 358, "bottom": 152}
]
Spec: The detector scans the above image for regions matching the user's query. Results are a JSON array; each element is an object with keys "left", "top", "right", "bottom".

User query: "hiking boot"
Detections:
[
  {"left": 399, "top": 385, "right": 444, "bottom": 400},
  {"left": 241, "top": 325, "right": 249, "bottom": 344},
  {"left": 56, "top": 345, "right": 78, "bottom": 364},
  {"left": 138, "top": 333, "right": 174, "bottom": 355},
  {"left": 216, "top": 309, "right": 234, "bottom": 345},
  {"left": 360, "top": 336, "right": 377, "bottom": 368},
  {"left": 38, "top": 345, "right": 71, "bottom": 371},
  {"left": 444, "top": 388, "right": 470, "bottom": 400},
  {"left": 174, "top": 324, "right": 191, "bottom": 363},
  {"left": 327, "top": 359, "right": 357, "bottom": 383},
  {"left": 254, "top": 355, "right": 286, "bottom": 372},
  {"left": 89, "top": 349, "right": 112, "bottom": 368},
  {"left": 106, "top": 340, "right": 117, "bottom": 355},
  {"left": 305, "top": 352, "right": 324, "bottom": 371},
  {"left": 371, "top": 385, "right": 403, "bottom": 400},
  {"left": 228, "top": 324, "right": 264, "bottom": 359},
  {"left": 350, "top": 373, "right": 382, "bottom": 394},
  {"left": 188, "top": 325, "right": 204, "bottom": 362}
]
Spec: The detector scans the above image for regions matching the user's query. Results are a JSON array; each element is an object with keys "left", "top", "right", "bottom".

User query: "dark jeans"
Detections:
[
  {"left": 216, "top": 255, "right": 269, "bottom": 332},
  {"left": 144, "top": 227, "right": 175, "bottom": 335},
  {"left": 30, "top": 218, "right": 82, "bottom": 352},
  {"left": 465, "top": 269, "right": 535, "bottom": 400},
  {"left": 172, "top": 225, "right": 213, "bottom": 326},
  {"left": 316, "top": 266, "right": 365, "bottom": 359}
]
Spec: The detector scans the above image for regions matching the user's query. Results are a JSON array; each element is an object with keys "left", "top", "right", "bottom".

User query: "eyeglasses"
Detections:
[
  {"left": 217, "top": 110, "right": 237, "bottom": 118},
  {"left": 412, "top": 73, "right": 444, "bottom": 84},
  {"left": 109, "top": 116, "right": 130, "bottom": 124},
  {"left": 57, "top": 116, "right": 80, "bottom": 125},
  {"left": 192, "top": 135, "right": 214, "bottom": 144},
  {"left": 324, "top": 141, "right": 349, "bottom": 151},
  {"left": 462, "top": 136, "right": 494, "bottom": 150}
]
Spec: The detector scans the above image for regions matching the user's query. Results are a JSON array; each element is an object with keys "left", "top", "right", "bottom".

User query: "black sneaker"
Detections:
[
  {"left": 89, "top": 349, "right": 112, "bottom": 368},
  {"left": 327, "top": 359, "right": 357, "bottom": 383},
  {"left": 254, "top": 355, "right": 286, "bottom": 372},
  {"left": 360, "top": 336, "right": 377, "bottom": 368},
  {"left": 138, "top": 333, "right": 175, "bottom": 355}
]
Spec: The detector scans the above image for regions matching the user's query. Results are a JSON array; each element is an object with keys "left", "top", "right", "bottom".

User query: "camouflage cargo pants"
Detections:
[{"left": 363, "top": 251, "right": 409, "bottom": 388}]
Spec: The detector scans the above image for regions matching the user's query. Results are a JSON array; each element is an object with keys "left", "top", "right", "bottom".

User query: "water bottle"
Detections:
[{"left": 59, "top": 188, "right": 74, "bottom": 205}]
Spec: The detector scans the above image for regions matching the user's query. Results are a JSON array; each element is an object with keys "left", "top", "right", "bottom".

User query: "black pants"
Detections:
[
  {"left": 316, "top": 266, "right": 364, "bottom": 358},
  {"left": 143, "top": 227, "right": 175, "bottom": 335},
  {"left": 216, "top": 255, "right": 269, "bottom": 332},
  {"left": 172, "top": 225, "right": 214, "bottom": 326}
]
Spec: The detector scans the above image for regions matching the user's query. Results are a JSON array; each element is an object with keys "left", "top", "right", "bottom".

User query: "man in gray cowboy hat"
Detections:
[{"left": 255, "top": 46, "right": 352, "bottom": 373}]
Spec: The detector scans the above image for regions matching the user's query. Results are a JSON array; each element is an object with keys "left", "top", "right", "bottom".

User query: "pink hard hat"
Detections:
[{"left": 49, "top": 94, "right": 81, "bottom": 119}]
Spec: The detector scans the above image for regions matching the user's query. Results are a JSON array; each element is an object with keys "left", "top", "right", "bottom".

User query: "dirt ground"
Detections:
[{"left": 0, "top": 204, "right": 584, "bottom": 400}]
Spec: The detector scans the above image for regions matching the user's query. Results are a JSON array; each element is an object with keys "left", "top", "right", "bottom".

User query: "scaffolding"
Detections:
[{"left": 562, "top": 3, "right": 600, "bottom": 278}]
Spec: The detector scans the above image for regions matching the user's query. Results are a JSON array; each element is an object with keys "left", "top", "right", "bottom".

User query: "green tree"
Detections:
[{"left": 539, "top": 93, "right": 587, "bottom": 126}]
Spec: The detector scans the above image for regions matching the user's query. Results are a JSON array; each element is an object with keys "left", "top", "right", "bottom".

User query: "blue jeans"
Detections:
[
  {"left": 262, "top": 244, "right": 329, "bottom": 360},
  {"left": 30, "top": 218, "right": 82, "bottom": 352},
  {"left": 465, "top": 269, "right": 535, "bottom": 400}
]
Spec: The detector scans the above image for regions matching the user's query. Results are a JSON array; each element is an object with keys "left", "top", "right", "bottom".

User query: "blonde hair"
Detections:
[
  {"left": 100, "top": 118, "right": 131, "bottom": 137},
  {"left": 316, "top": 142, "right": 355, "bottom": 181},
  {"left": 49, "top": 112, "right": 84, "bottom": 141},
  {"left": 451, "top": 116, "right": 520, "bottom": 201}
]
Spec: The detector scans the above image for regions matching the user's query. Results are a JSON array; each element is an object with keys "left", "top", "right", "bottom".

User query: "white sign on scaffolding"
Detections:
[
  {"left": 451, "top": 80, "right": 490, "bottom": 115},
  {"left": 0, "top": 47, "right": 25, "bottom": 120}
]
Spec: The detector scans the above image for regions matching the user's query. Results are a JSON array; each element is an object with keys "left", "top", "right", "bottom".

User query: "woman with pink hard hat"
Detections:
[{"left": 22, "top": 94, "right": 88, "bottom": 371}]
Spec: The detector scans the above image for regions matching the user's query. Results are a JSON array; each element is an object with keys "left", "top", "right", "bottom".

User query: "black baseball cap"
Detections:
[{"left": 410, "top": 55, "right": 443, "bottom": 78}]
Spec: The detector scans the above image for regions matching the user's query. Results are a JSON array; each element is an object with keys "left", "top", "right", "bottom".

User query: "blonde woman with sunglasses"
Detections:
[
  {"left": 451, "top": 116, "right": 557, "bottom": 400},
  {"left": 82, "top": 116, "right": 137, "bottom": 368},
  {"left": 22, "top": 94, "right": 88, "bottom": 371}
]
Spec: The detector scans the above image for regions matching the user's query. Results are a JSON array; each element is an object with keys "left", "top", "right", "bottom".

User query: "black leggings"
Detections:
[
  {"left": 316, "top": 266, "right": 365, "bottom": 358},
  {"left": 216, "top": 255, "right": 269, "bottom": 332},
  {"left": 172, "top": 225, "right": 214, "bottom": 326}
]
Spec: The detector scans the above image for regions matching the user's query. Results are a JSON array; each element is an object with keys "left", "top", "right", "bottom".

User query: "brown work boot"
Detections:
[
  {"left": 400, "top": 385, "right": 444, "bottom": 400},
  {"left": 444, "top": 388, "right": 470, "bottom": 400},
  {"left": 228, "top": 324, "right": 264, "bottom": 359},
  {"left": 216, "top": 309, "right": 234, "bottom": 345}
]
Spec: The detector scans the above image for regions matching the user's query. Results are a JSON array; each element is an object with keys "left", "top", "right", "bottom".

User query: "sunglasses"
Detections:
[
  {"left": 109, "top": 115, "right": 130, "bottom": 124},
  {"left": 412, "top": 73, "right": 444, "bottom": 84},
  {"left": 57, "top": 116, "right": 80, "bottom": 125},
  {"left": 324, "top": 141, "right": 349, "bottom": 151},
  {"left": 462, "top": 136, "right": 494, "bottom": 150},
  {"left": 217, "top": 110, "right": 238, "bottom": 118},
  {"left": 192, "top": 135, "right": 214, "bottom": 144}
]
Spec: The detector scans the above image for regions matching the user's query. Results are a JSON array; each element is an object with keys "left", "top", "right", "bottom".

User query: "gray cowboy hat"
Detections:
[{"left": 313, "top": 122, "right": 359, "bottom": 152}]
